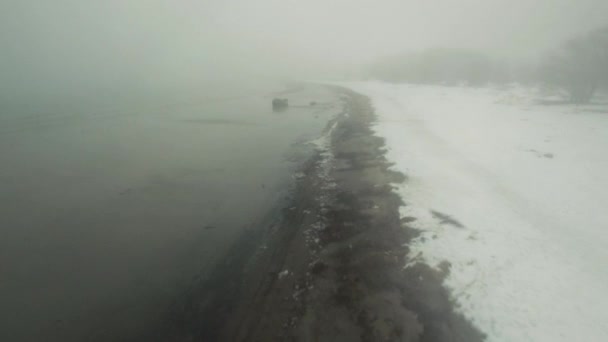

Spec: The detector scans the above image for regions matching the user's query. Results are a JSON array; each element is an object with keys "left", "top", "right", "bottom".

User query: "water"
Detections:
[{"left": 0, "top": 83, "right": 338, "bottom": 341}]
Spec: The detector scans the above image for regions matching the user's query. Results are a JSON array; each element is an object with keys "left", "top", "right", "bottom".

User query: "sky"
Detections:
[{"left": 1, "top": 0, "right": 607, "bottom": 102}]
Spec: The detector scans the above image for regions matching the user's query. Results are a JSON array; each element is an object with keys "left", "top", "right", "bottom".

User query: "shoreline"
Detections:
[
  {"left": 285, "top": 87, "right": 483, "bottom": 341},
  {"left": 149, "top": 86, "right": 483, "bottom": 341}
]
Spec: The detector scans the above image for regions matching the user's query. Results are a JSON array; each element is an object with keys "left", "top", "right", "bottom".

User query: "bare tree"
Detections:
[{"left": 539, "top": 26, "right": 608, "bottom": 103}]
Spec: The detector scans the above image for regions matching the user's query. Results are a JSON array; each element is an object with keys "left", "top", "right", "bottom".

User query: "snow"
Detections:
[
  {"left": 304, "top": 111, "right": 342, "bottom": 251},
  {"left": 341, "top": 82, "right": 608, "bottom": 341}
]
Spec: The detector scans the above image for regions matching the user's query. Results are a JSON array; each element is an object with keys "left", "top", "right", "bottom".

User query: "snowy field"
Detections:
[{"left": 343, "top": 82, "right": 608, "bottom": 341}]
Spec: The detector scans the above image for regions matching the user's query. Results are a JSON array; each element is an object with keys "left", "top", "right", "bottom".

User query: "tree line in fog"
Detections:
[{"left": 368, "top": 26, "right": 608, "bottom": 103}]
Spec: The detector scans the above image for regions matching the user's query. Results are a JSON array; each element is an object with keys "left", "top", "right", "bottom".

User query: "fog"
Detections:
[
  {"left": 2, "top": 1, "right": 608, "bottom": 341},
  {"left": 2, "top": 0, "right": 607, "bottom": 106}
]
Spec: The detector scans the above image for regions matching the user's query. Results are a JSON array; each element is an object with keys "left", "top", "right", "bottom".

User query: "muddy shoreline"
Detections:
[{"left": 149, "top": 87, "right": 483, "bottom": 341}]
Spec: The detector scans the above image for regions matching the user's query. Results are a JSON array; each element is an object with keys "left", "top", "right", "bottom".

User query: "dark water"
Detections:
[{"left": 0, "top": 83, "right": 338, "bottom": 341}]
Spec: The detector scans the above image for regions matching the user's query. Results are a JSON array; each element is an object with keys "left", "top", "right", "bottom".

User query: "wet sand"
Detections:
[{"left": 155, "top": 87, "right": 484, "bottom": 341}]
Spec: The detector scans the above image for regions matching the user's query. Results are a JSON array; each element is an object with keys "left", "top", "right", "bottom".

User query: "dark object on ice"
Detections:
[
  {"left": 272, "top": 98, "right": 289, "bottom": 111},
  {"left": 431, "top": 210, "right": 465, "bottom": 228},
  {"left": 310, "top": 101, "right": 317, "bottom": 106},
  {"left": 204, "top": 225, "right": 216, "bottom": 230}
]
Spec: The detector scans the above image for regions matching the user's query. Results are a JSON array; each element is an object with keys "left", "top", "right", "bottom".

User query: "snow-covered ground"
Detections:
[{"left": 343, "top": 82, "right": 608, "bottom": 341}]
